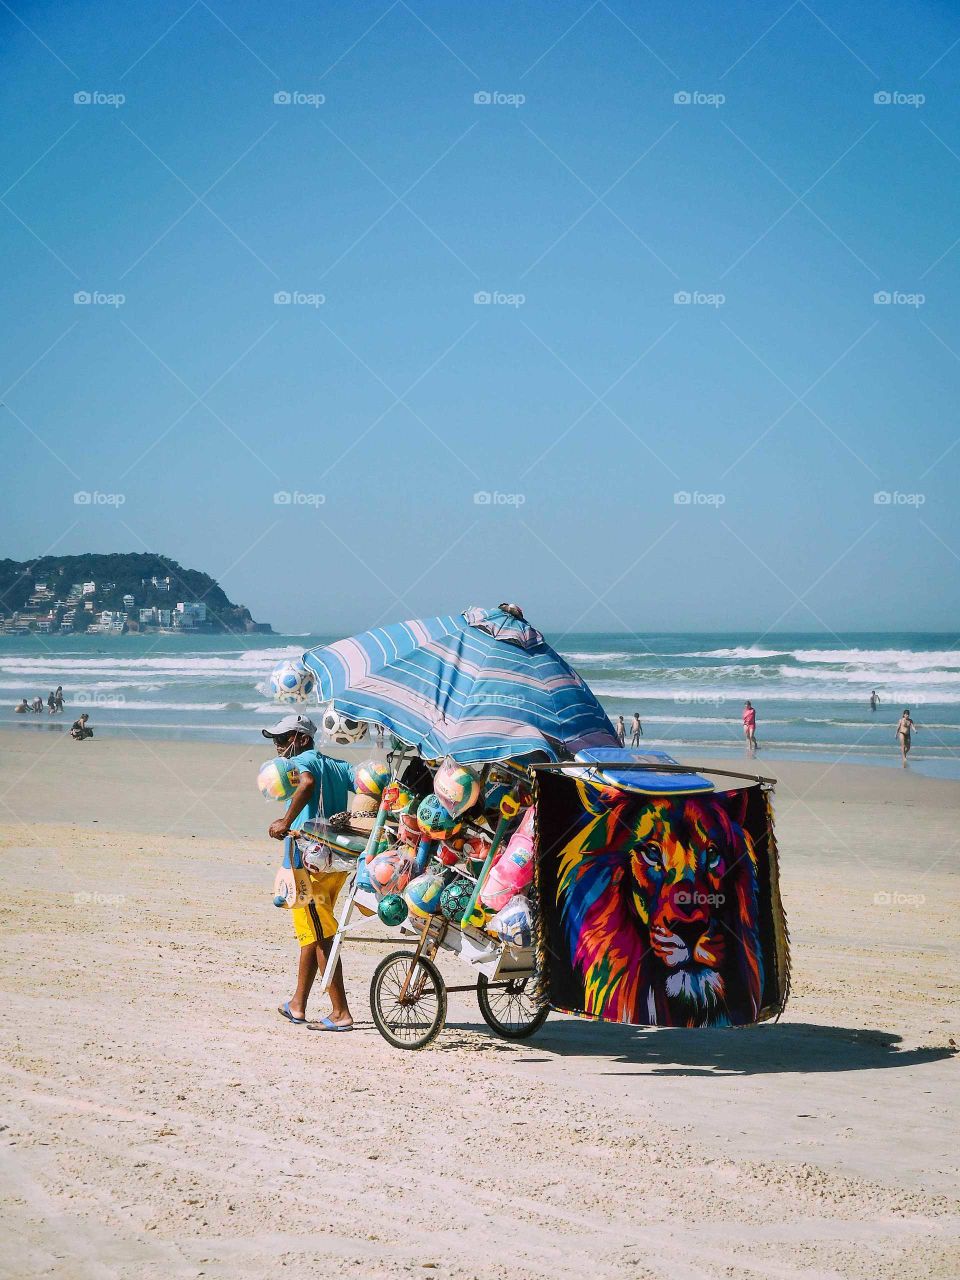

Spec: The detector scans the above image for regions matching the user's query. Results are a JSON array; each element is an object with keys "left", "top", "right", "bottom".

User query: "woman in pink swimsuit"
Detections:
[{"left": 743, "top": 701, "right": 758, "bottom": 754}]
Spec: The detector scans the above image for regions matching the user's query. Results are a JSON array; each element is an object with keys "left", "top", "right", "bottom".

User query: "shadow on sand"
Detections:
[{"left": 443, "top": 1017, "right": 957, "bottom": 1076}]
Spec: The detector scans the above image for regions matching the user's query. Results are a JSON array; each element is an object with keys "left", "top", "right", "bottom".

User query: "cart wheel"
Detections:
[
  {"left": 476, "top": 974, "right": 549, "bottom": 1040},
  {"left": 370, "top": 950, "right": 447, "bottom": 1050}
]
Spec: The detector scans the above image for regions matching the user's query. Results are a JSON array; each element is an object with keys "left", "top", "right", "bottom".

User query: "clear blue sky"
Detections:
[{"left": 2, "top": 0, "right": 959, "bottom": 635}]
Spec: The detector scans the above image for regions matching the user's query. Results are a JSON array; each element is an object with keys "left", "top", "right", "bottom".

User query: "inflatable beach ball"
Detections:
[
  {"left": 416, "top": 794, "right": 462, "bottom": 842},
  {"left": 354, "top": 759, "right": 391, "bottom": 799},
  {"left": 368, "top": 850, "right": 414, "bottom": 899},
  {"left": 403, "top": 873, "right": 446, "bottom": 921},
  {"left": 439, "top": 878, "right": 472, "bottom": 923},
  {"left": 257, "top": 757, "right": 302, "bottom": 802},
  {"left": 321, "top": 706, "right": 368, "bottom": 745},
  {"left": 269, "top": 660, "right": 316, "bottom": 704},
  {"left": 377, "top": 893, "right": 408, "bottom": 927},
  {"left": 433, "top": 758, "right": 482, "bottom": 818}
]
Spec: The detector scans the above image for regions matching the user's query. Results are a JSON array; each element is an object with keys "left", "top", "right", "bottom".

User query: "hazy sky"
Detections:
[{"left": 2, "top": 0, "right": 959, "bottom": 635}]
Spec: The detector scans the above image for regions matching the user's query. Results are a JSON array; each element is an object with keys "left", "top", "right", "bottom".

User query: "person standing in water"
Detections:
[
  {"left": 896, "top": 709, "right": 916, "bottom": 767},
  {"left": 743, "top": 701, "right": 758, "bottom": 754},
  {"left": 869, "top": 690, "right": 880, "bottom": 712},
  {"left": 615, "top": 715, "right": 626, "bottom": 746},
  {"left": 630, "top": 711, "right": 643, "bottom": 745}
]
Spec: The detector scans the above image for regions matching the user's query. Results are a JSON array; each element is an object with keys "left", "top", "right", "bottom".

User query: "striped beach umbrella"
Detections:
[{"left": 301, "top": 604, "right": 617, "bottom": 764}]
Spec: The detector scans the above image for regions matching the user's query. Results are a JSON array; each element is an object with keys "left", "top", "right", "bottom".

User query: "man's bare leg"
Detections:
[
  {"left": 288, "top": 943, "right": 318, "bottom": 1020},
  {"left": 315, "top": 933, "right": 352, "bottom": 1026}
]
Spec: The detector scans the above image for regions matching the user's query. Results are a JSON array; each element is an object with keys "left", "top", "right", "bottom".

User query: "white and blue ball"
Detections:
[{"left": 269, "top": 660, "right": 316, "bottom": 704}]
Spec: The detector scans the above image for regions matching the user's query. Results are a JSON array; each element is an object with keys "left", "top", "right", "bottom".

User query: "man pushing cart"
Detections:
[{"left": 258, "top": 605, "right": 789, "bottom": 1049}]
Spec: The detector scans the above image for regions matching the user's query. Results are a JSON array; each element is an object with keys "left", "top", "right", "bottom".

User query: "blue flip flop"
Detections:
[
  {"left": 278, "top": 1001, "right": 306, "bottom": 1025},
  {"left": 311, "top": 1016, "right": 354, "bottom": 1032}
]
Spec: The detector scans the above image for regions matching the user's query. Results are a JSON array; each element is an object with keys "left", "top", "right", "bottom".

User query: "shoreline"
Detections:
[{"left": 3, "top": 718, "right": 958, "bottom": 781}]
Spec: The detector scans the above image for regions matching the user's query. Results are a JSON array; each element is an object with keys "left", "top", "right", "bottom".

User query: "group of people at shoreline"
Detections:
[
  {"left": 13, "top": 686, "right": 93, "bottom": 739},
  {"left": 613, "top": 693, "right": 920, "bottom": 766},
  {"left": 15, "top": 686, "right": 65, "bottom": 715},
  {"left": 8, "top": 681, "right": 926, "bottom": 767}
]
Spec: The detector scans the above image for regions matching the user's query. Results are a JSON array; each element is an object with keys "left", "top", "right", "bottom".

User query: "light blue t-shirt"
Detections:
[{"left": 282, "top": 751, "right": 355, "bottom": 869}]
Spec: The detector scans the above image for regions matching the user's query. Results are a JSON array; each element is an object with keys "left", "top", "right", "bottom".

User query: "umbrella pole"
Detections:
[{"left": 318, "top": 789, "right": 391, "bottom": 994}]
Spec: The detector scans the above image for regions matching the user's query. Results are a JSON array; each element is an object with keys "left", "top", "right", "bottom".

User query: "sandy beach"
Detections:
[{"left": 0, "top": 727, "right": 957, "bottom": 1279}]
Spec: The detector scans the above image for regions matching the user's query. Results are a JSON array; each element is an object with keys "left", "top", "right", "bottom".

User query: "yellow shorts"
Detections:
[{"left": 291, "top": 870, "right": 348, "bottom": 946}]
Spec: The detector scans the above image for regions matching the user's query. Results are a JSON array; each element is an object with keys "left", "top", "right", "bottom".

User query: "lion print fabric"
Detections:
[{"left": 534, "top": 773, "right": 789, "bottom": 1027}]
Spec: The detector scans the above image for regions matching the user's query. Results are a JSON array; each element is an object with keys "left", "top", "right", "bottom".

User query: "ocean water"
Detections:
[{"left": 2, "top": 631, "right": 958, "bottom": 778}]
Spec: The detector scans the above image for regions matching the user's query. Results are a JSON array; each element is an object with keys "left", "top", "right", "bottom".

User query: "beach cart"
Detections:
[
  {"left": 303, "top": 748, "right": 787, "bottom": 1050},
  {"left": 291, "top": 605, "right": 789, "bottom": 1049},
  {"left": 297, "top": 757, "right": 548, "bottom": 1050}
]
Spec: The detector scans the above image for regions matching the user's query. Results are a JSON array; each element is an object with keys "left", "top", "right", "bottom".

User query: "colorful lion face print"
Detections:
[{"left": 535, "top": 774, "right": 789, "bottom": 1028}]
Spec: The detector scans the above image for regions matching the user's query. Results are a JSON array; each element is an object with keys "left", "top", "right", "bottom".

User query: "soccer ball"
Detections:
[
  {"left": 321, "top": 706, "right": 368, "bottom": 745},
  {"left": 377, "top": 893, "right": 409, "bottom": 927},
  {"left": 439, "top": 879, "right": 472, "bottom": 922},
  {"left": 269, "top": 660, "right": 316, "bottom": 704}
]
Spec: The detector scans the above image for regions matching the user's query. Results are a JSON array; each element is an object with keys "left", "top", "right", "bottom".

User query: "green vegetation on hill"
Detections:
[{"left": 0, "top": 553, "right": 271, "bottom": 633}]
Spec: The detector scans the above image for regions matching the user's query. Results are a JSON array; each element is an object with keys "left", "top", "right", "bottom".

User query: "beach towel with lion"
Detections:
[{"left": 534, "top": 772, "right": 789, "bottom": 1028}]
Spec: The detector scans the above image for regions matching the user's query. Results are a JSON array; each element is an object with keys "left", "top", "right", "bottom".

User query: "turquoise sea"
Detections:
[{"left": 2, "top": 630, "right": 959, "bottom": 778}]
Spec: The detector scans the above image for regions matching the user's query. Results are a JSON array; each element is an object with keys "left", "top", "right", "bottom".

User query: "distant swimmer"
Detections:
[
  {"left": 896, "top": 709, "right": 916, "bottom": 767},
  {"left": 743, "top": 701, "right": 758, "bottom": 754},
  {"left": 869, "top": 690, "right": 880, "bottom": 712},
  {"left": 630, "top": 711, "right": 643, "bottom": 746},
  {"left": 615, "top": 715, "right": 626, "bottom": 746},
  {"left": 14, "top": 698, "right": 28, "bottom": 713}
]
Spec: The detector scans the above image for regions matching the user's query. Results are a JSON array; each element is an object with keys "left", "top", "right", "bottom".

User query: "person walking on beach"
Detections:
[
  {"left": 630, "top": 712, "right": 643, "bottom": 745},
  {"left": 870, "top": 690, "right": 880, "bottom": 712},
  {"left": 896, "top": 709, "right": 916, "bottom": 767},
  {"left": 46, "top": 691, "right": 56, "bottom": 715},
  {"left": 615, "top": 715, "right": 626, "bottom": 746},
  {"left": 743, "top": 701, "right": 758, "bottom": 754},
  {"left": 263, "top": 713, "right": 356, "bottom": 1032},
  {"left": 55, "top": 685, "right": 64, "bottom": 713}
]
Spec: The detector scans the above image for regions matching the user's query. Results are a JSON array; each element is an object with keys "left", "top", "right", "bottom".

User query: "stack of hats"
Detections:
[{"left": 328, "top": 792, "right": 378, "bottom": 836}]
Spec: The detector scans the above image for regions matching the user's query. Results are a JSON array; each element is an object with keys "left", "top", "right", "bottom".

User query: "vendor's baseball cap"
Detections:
[{"left": 261, "top": 712, "right": 318, "bottom": 740}]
